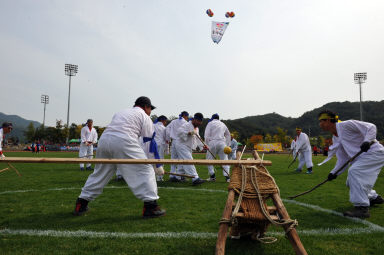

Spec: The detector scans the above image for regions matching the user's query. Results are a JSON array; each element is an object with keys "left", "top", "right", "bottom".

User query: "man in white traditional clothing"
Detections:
[
  {"left": 154, "top": 115, "right": 168, "bottom": 181},
  {"left": 79, "top": 119, "right": 98, "bottom": 171},
  {"left": 204, "top": 114, "right": 231, "bottom": 182},
  {"left": 290, "top": 138, "right": 296, "bottom": 157},
  {"left": 294, "top": 127, "right": 313, "bottom": 174},
  {"left": 228, "top": 134, "right": 238, "bottom": 160},
  {"left": 73, "top": 96, "right": 166, "bottom": 219},
  {"left": 165, "top": 111, "right": 189, "bottom": 182},
  {"left": 318, "top": 110, "right": 384, "bottom": 218},
  {"left": 0, "top": 122, "right": 13, "bottom": 158},
  {"left": 173, "top": 112, "right": 206, "bottom": 185}
]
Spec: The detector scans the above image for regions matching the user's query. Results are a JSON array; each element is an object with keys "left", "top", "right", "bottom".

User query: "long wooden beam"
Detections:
[{"left": 0, "top": 157, "right": 271, "bottom": 166}]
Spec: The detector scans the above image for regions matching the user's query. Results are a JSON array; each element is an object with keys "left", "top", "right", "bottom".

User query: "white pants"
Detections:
[
  {"left": 206, "top": 140, "right": 230, "bottom": 177},
  {"left": 169, "top": 142, "right": 180, "bottom": 177},
  {"left": 174, "top": 140, "right": 199, "bottom": 180},
  {"left": 347, "top": 149, "right": 384, "bottom": 207},
  {"left": 79, "top": 143, "right": 93, "bottom": 168},
  {"left": 229, "top": 150, "right": 237, "bottom": 160},
  {"left": 297, "top": 150, "right": 313, "bottom": 170},
  {"left": 157, "top": 144, "right": 167, "bottom": 160},
  {"left": 156, "top": 144, "right": 167, "bottom": 181},
  {"left": 79, "top": 134, "right": 159, "bottom": 202}
]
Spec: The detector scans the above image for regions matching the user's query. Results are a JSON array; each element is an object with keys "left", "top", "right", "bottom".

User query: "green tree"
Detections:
[
  {"left": 264, "top": 133, "right": 272, "bottom": 143},
  {"left": 276, "top": 127, "right": 288, "bottom": 144},
  {"left": 24, "top": 122, "right": 35, "bottom": 142}
]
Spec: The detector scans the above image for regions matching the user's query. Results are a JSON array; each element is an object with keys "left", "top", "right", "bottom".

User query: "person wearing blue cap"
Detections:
[
  {"left": 173, "top": 113, "right": 206, "bottom": 185},
  {"left": 204, "top": 114, "right": 231, "bottom": 182},
  {"left": 165, "top": 111, "right": 189, "bottom": 182},
  {"left": 73, "top": 96, "right": 166, "bottom": 219}
]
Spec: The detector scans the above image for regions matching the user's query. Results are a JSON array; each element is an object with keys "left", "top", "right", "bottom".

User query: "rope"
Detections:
[
  {"left": 219, "top": 218, "right": 231, "bottom": 225},
  {"left": 246, "top": 164, "right": 297, "bottom": 234},
  {"left": 253, "top": 232, "right": 278, "bottom": 244}
]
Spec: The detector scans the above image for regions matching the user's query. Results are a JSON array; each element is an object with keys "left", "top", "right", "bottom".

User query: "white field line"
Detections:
[
  {"left": 0, "top": 229, "right": 217, "bottom": 239},
  {"left": 283, "top": 199, "right": 384, "bottom": 232},
  {"left": 1, "top": 187, "right": 384, "bottom": 238}
]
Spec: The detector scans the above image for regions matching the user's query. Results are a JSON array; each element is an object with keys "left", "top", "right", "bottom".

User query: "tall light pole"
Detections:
[
  {"left": 65, "top": 63, "right": 78, "bottom": 143},
  {"left": 354, "top": 72, "right": 367, "bottom": 121},
  {"left": 41, "top": 94, "right": 49, "bottom": 126}
]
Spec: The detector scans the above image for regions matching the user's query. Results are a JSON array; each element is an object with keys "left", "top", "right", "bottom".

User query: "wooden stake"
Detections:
[
  {"left": 252, "top": 153, "right": 307, "bottom": 255},
  {"left": 0, "top": 167, "right": 10, "bottom": 173},
  {"left": 215, "top": 190, "right": 234, "bottom": 255},
  {"left": 215, "top": 151, "right": 243, "bottom": 255}
]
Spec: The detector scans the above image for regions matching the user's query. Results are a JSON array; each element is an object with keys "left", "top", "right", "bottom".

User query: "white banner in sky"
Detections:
[{"left": 211, "top": 21, "right": 229, "bottom": 44}]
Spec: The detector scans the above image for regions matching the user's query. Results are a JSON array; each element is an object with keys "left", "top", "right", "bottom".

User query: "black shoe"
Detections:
[
  {"left": 370, "top": 195, "right": 384, "bottom": 206},
  {"left": 208, "top": 174, "right": 216, "bottom": 182},
  {"left": 142, "top": 201, "right": 166, "bottom": 219},
  {"left": 192, "top": 178, "right": 206, "bottom": 186},
  {"left": 343, "top": 206, "right": 370, "bottom": 218},
  {"left": 73, "top": 198, "right": 89, "bottom": 216},
  {"left": 225, "top": 176, "right": 230, "bottom": 183},
  {"left": 86, "top": 167, "right": 93, "bottom": 171},
  {"left": 169, "top": 177, "right": 181, "bottom": 182}
]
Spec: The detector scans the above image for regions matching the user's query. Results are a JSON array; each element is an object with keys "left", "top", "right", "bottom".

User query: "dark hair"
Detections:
[
  {"left": 318, "top": 109, "right": 338, "bottom": 123},
  {"left": 2, "top": 122, "right": 13, "bottom": 128},
  {"left": 193, "top": 113, "right": 204, "bottom": 121},
  {"left": 87, "top": 119, "right": 93, "bottom": 123},
  {"left": 157, "top": 115, "right": 168, "bottom": 122},
  {"left": 134, "top": 96, "right": 155, "bottom": 110},
  {"left": 180, "top": 111, "right": 189, "bottom": 117},
  {"left": 211, "top": 113, "right": 219, "bottom": 120}
]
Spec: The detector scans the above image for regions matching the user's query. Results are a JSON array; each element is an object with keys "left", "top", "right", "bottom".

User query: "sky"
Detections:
[{"left": 0, "top": 0, "right": 383, "bottom": 127}]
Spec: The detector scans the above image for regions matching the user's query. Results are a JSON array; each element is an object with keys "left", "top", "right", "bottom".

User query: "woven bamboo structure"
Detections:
[{"left": 216, "top": 151, "right": 307, "bottom": 255}]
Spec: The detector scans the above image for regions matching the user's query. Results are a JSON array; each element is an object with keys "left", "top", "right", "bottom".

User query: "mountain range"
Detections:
[
  {"left": 1, "top": 100, "right": 383, "bottom": 142},
  {"left": 0, "top": 112, "right": 41, "bottom": 142}
]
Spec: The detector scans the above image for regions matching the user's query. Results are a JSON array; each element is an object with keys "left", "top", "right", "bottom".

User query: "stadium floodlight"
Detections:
[
  {"left": 65, "top": 64, "right": 78, "bottom": 144},
  {"left": 41, "top": 94, "right": 49, "bottom": 126},
  {"left": 354, "top": 72, "right": 367, "bottom": 121}
]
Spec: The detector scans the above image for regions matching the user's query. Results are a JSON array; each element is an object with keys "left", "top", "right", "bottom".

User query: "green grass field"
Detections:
[{"left": 1, "top": 151, "right": 383, "bottom": 255}]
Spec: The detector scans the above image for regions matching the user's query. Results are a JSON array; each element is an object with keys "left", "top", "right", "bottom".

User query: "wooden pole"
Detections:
[
  {"left": 271, "top": 194, "right": 307, "bottom": 255},
  {"left": 163, "top": 171, "right": 194, "bottom": 178},
  {"left": 252, "top": 152, "right": 307, "bottom": 255},
  {"left": 215, "top": 151, "right": 243, "bottom": 255},
  {"left": 0, "top": 157, "right": 271, "bottom": 166},
  {"left": 215, "top": 190, "right": 234, "bottom": 255}
]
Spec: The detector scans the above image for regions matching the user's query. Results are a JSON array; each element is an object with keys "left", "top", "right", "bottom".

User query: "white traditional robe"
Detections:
[
  {"left": 229, "top": 138, "right": 238, "bottom": 160},
  {"left": 173, "top": 121, "right": 201, "bottom": 181},
  {"left": 204, "top": 119, "right": 231, "bottom": 177},
  {"left": 79, "top": 107, "right": 159, "bottom": 202},
  {"left": 295, "top": 132, "right": 313, "bottom": 169},
  {"left": 79, "top": 126, "right": 98, "bottom": 168},
  {"left": 165, "top": 118, "right": 187, "bottom": 176},
  {"left": 319, "top": 120, "right": 384, "bottom": 206}
]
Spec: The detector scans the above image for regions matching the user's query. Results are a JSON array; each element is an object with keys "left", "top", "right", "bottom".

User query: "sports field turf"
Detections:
[{"left": 1, "top": 151, "right": 383, "bottom": 255}]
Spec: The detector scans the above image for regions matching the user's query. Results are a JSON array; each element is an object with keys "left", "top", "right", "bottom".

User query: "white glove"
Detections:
[
  {"left": 0, "top": 154, "right": 5, "bottom": 158},
  {"left": 154, "top": 166, "right": 164, "bottom": 176},
  {"left": 189, "top": 129, "right": 197, "bottom": 136}
]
